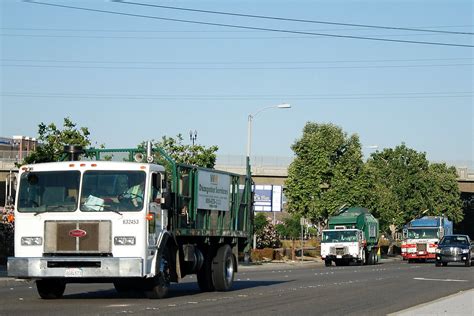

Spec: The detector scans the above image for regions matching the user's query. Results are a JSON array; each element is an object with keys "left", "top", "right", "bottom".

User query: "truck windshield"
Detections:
[
  {"left": 17, "top": 171, "right": 80, "bottom": 213},
  {"left": 322, "top": 230, "right": 358, "bottom": 243},
  {"left": 407, "top": 228, "right": 438, "bottom": 239},
  {"left": 80, "top": 170, "right": 146, "bottom": 212}
]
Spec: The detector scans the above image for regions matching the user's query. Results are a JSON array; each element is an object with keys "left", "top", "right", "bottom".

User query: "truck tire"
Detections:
[
  {"left": 146, "top": 272, "right": 169, "bottom": 299},
  {"left": 325, "top": 259, "right": 332, "bottom": 267},
  {"left": 465, "top": 256, "right": 471, "bottom": 267},
  {"left": 366, "top": 250, "right": 373, "bottom": 265},
  {"left": 197, "top": 250, "right": 215, "bottom": 292},
  {"left": 358, "top": 250, "right": 366, "bottom": 266},
  {"left": 212, "top": 244, "right": 235, "bottom": 291},
  {"left": 36, "top": 279, "right": 66, "bottom": 299}
]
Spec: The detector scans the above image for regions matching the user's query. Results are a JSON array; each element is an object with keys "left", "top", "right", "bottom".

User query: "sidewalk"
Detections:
[{"left": 390, "top": 288, "right": 474, "bottom": 316}]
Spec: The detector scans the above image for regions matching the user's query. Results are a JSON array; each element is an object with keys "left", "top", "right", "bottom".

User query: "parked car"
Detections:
[{"left": 435, "top": 234, "right": 474, "bottom": 267}]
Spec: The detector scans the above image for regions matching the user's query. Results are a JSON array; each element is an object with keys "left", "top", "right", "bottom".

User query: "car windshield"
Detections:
[
  {"left": 439, "top": 236, "right": 469, "bottom": 246},
  {"left": 17, "top": 171, "right": 80, "bottom": 213},
  {"left": 80, "top": 170, "right": 146, "bottom": 212},
  {"left": 322, "top": 230, "right": 358, "bottom": 243},
  {"left": 406, "top": 228, "right": 438, "bottom": 239}
]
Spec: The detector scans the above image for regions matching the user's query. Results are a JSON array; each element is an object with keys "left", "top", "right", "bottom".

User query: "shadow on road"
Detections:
[{"left": 61, "top": 280, "right": 288, "bottom": 300}]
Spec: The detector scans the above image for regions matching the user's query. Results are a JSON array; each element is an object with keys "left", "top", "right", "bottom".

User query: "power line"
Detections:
[
  {"left": 115, "top": 0, "right": 474, "bottom": 36},
  {"left": 2, "top": 25, "right": 473, "bottom": 33},
  {"left": 2, "top": 57, "right": 472, "bottom": 65},
  {"left": 3, "top": 33, "right": 469, "bottom": 39},
  {"left": 2, "top": 91, "right": 472, "bottom": 101},
  {"left": 24, "top": 1, "right": 474, "bottom": 48},
  {"left": 3, "top": 63, "right": 472, "bottom": 70}
]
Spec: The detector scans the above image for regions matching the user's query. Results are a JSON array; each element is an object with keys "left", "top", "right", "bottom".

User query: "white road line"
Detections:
[
  {"left": 107, "top": 304, "right": 130, "bottom": 308},
  {"left": 413, "top": 277, "right": 468, "bottom": 282}
]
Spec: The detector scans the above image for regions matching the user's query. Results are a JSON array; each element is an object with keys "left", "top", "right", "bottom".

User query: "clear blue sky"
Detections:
[{"left": 1, "top": 0, "right": 473, "bottom": 168}]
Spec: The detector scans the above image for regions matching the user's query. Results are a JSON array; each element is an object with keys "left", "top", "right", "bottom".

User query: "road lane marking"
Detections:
[
  {"left": 413, "top": 277, "right": 468, "bottom": 282},
  {"left": 107, "top": 304, "right": 131, "bottom": 308}
]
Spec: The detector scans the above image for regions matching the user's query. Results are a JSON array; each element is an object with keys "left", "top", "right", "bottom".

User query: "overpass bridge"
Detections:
[{"left": 215, "top": 155, "right": 474, "bottom": 193}]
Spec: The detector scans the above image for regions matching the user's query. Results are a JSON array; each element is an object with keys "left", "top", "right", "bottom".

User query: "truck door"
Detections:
[{"left": 148, "top": 172, "right": 163, "bottom": 247}]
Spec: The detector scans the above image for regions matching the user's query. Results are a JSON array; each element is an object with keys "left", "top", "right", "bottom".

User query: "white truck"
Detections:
[
  {"left": 321, "top": 207, "right": 379, "bottom": 266},
  {"left": 8, "top": 144, "right": 253, "bottom": 299}
]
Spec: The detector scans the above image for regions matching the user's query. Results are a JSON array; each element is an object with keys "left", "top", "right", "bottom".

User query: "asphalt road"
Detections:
[{"left": 0, "top": 260, "right": 472, "bottom": 316}]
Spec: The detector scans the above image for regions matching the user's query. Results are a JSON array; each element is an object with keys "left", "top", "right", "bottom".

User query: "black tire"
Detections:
[
  {"left": 359, "top": 250, "right": 366, "bottom": 266},
  {"left": 325, "top": 259, "right": 332, "bottom": 267},
  {"left": 442, "top": 262, "right": 448, "bottom": 267},
  {"left": 36, "top": 279, "right": 66, "bottom": 299},
  {"left": 408, "top": 259, "right": 414, "bottom": 264},
  {"left": 465, "top": 257, "right": 471, "bottom": 267},
  {"left": 372, "top": 251, "right": 378, "bottom": 265},
  {"left": 146, "top": 272, "right": 169, "bottom": 299},
  {"left": 367, "top": 250, "right": 374, "bottom": 265},
  {"left": 197, "top": 249, "right": 215, "bottom": 292},
  {"left": 435, "top": 261, "right": 441, "bottom": 267},
  {"left": 212, "top": 244, "right": 235, "bottom": 291}
]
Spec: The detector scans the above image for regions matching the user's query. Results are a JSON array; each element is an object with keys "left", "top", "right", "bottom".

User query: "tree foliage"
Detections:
[
  {"left": 150, "top": 134, "right": 219, "bottom": 168},
  {"left": 21, "top": 117, "right": 91, "bottom": 164},
  {"left": 284, "top": 122, "right": 368, "bottom": 224},
  {"left": 254, "top": 212, "right": 269, "bottom": 235},
  {"left": 364, "top": 144, "right": 463, "bottom": 232}
]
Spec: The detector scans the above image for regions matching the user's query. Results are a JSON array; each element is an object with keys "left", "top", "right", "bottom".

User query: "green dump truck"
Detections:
[
  {"left": 321, "top": 207, "right": 379, "bottom": 266},
  {"left": 8, "top": 143, "right": 253, "bottom": 299}
]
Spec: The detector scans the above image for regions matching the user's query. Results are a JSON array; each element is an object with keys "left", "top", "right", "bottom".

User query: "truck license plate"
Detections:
[{"left": 64, "top": 268, "right": 83, "bottom": 277}]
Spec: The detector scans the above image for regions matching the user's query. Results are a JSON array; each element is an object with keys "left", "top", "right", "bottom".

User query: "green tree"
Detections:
[
  {"left": 425, "top": 163, "right": 463, "bottom": 222},
  {"left": 21, "top": 117, "right": 91, "bottom": 164},
  {"left": 275, "top": 214, "right": 301, "bottom": 260},
  {"left": 150, "top": 134, "right": 218, "bottom": 168},
  {"left": 365, "top": 144, "right": 463, "bottom": 234},
  {"left": 254, "top": 212, "right": 269, "bottom": 235},
  {"left": 284, "top": 122, "right": 368, "bottom": 225}
]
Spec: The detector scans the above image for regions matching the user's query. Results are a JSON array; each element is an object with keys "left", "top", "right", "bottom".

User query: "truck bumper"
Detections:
[
  {"left": 8, "top": 257, "right": 143, "bottom": 279},
  {"left": 324, "top": 255, "right": 357, "bottom": 261},
  {"left": 403, "top": 253, "right": 436, "bottom": 259}
]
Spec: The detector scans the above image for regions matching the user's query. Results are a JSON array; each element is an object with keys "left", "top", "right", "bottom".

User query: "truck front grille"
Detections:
[
  {"left": 44, "top": 221, "right": 112, "bottom": 254},
  {"left": 329, "top": 246, "right": 348, "bottom": 255},
  {"left": 416, "top": 243, "right": 427, "bottom": 252}
]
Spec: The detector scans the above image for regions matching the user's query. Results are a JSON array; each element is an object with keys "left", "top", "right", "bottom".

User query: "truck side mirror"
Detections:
[{"left": 402, "top": 229, "right": 408, "bottom": 239}]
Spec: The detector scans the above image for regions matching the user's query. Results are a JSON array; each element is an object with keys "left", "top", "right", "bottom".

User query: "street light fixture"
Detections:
[
  {"left": 246, "top": 103, "right": 291, "bottom": 159},
  {"left": 246, "top": 103, "right": 291, "bottom": 250}
]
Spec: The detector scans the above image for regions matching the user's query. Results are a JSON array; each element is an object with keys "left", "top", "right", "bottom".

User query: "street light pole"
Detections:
[{"left": 247, "top": 103, "right": 291, "bottom": 250}]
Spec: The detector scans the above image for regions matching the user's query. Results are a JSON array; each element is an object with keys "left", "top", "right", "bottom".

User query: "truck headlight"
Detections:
[
  {"left": 114, "top": 236, "right": 136, "bottom": 246},
  {"left": 21, "top": 236, "right": 43, "bottom": 246},
  {"left": 461, "top": 249, "right": 469, "bottom": 254}
]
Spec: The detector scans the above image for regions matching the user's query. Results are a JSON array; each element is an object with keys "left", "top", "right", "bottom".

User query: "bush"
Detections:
[
  {"left": 256, "top": 223, "right": 281, "bottom": 249},
  {"left": 250, "top": 248, "right": 274, "bottom": 262}
]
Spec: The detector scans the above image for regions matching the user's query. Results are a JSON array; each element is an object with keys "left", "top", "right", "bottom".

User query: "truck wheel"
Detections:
[
  {"left": 366, "top": 250, "right": 374, "bottom": 265},
  {"left": 442, "top": 262, "right": 448, "bottom": 267},
  {"left": 358, "top": 250, "right": 365, "bottom": 266},
  {"left": 465, "top": 256, "right": 471, "bottom": 267},
  {"left": 197, "top": 250, "right": 215, "bottom": 292},
  {"left": 212, "top": 244, "right": 235, "bottom": 291},
  {"left": 325, "top": 259, "right": 332, "bottom": 267},
  {"left": 435, "top": 261, "right": 441, "bottom": 267},
  {"left": 146, "top": 272, "right": 170, "bottom": 299},
  {"left": 36, "top": 279, "right": 66, "bottom": 299},
  {"left": 372, "top": 251, "right": 377, "bottom": 265}
]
